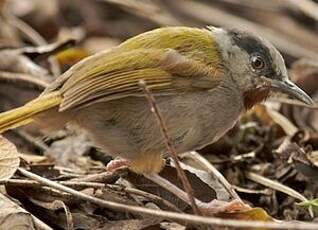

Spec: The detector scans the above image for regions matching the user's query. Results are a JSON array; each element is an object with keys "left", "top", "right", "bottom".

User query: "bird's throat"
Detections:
[{"left": 243, "top": 87, "right": 270, "bottom": 110}]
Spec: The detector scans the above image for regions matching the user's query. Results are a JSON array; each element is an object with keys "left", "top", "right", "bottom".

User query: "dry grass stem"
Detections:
[
  {"left": 245, "top": 171, "right": 314, "bottom": 217},
  {"left": 139, "top": 80, "right": 201, "bottom": 216}
]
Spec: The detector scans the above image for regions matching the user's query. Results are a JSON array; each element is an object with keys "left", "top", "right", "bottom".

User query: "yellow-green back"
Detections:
[
  {"left": 118, "top": 27, "right": 219, "bottom": 66},
  {"left": 42, "top": 27, "right": 222, "bottom": 111}
]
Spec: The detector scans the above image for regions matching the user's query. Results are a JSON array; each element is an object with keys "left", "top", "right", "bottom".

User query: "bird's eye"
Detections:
[{"left": 250, "top": 55, "right": 265, "bottom": 70}]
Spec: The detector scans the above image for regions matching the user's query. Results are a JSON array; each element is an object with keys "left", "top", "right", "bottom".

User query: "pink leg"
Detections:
[{"left": 106, "top": 158, "right": 130, "bottom": 173}]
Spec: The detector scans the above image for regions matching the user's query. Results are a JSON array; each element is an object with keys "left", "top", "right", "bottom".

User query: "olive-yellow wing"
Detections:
[{"left": 57, "top": 48, "right": 222, "bottom": 111}]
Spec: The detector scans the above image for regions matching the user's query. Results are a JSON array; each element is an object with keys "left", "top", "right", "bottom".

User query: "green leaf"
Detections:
[{"left": 297, "top": 199, "right": 318, "bottom": 214}]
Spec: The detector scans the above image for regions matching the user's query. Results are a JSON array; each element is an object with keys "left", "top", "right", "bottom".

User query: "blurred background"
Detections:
[{"left": 2, "top": 0, "right": 318, "bottom": 61}]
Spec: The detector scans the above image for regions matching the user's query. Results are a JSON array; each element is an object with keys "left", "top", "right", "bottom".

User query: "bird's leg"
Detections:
[{"left": 144, "top": 173, "right": 250, "bottom": 215}]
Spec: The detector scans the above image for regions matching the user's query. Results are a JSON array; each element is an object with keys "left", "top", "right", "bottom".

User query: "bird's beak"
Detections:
[{"left": 270, "top": 79, "right": 314, "bottom": 105}]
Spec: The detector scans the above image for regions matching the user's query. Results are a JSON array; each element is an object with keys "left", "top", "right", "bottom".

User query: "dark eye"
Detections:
[{"left": 250, "top": 55, "right": 265, "bottom": 70}]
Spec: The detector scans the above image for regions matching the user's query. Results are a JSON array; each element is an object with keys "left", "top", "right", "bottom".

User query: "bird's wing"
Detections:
[{"left": 58, "top": 48, "right": 222, "bottom": 111}]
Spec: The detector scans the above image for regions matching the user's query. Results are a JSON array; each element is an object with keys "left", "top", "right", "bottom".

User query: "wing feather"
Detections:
[{"left": 58, "top": 48, "right": 221, "bottom": 111}]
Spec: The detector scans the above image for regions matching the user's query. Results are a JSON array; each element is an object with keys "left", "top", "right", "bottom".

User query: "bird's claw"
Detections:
[
  {"left": 106, "top": 158, "right": 130, "bottom": 173},
  {"left": 198, "top": 199, "right": 251, "bottom": 216}
]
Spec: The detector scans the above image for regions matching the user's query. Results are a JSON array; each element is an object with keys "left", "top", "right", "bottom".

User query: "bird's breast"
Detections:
[{"left": 75, "top": 85, "right": 244, "bottom": 159}]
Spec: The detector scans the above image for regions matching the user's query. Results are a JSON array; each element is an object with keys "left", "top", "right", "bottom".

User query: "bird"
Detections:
[{"left": 0, "top": 26, "right": 313, "bottom": 175}]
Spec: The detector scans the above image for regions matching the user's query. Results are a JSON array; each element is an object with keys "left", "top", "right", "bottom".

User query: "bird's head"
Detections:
[{"left": 210, "top": 26, "right": 313, "bottom": 109}]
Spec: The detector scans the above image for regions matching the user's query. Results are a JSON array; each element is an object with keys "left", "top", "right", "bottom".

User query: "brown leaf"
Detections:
[
  {"left": 217, "top": 207, "right": 273, "bottom": 220},
  {"left": 216, "top": 207, "right": 274, "bottom": 230},
  {"left": 0, "top": 135, "right": 20, "bottom": 180},
  {"left": 0, "top": 193, "right": 49, "bottom": 230},
  {"left": 30, "top": 199, "right": 73, "bottom": 230},
  {"left": 125, "top": 164, "right": 218, "bottom": 211}
]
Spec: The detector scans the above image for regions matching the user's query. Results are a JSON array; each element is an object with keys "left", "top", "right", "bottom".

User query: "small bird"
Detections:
[{"left": 0, "top": 26, "right": 313, "bottom": 174}]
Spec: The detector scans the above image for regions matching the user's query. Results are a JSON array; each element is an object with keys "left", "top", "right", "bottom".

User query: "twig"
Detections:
[
  {"left": 265, "top": 107, "right": 298, "bottom": 136},
  {"left": 107, "top": 184, "right": 182, "bottom": 212},
  {"left": 232, "top": 185, "right": 272, "bottom": 195},
  {"left": 139, "top": 80, "right": 200, "bottom": 216},
  {"left": 186, "top": 151, "right": 242, "bottom": 201},
  {"left": 245, "top": 171, "right": 308, "bottom": 202},
  {"left": 99, "top": 0, "right": 181, "bottom": 26},
  {"left": 70, "top": 170, "right": 125, "bottom": 183},
  {"left": 287, "top": 0, "right": 318, "bottom": 21},
  {"left": 17, "top": 167, "right": 318, "bottom": 229},
  {"left": 0, "top": 178, "right": 105, "bottom": 189},
  {"left": 245, "top": 171, "right": 314, "bottom": 218},
  {"left": 0, "top": 178, "right": 181, "bottom": 212},
  {"left": 14, "top": 129, "right": 50, "bottom": 152},
  {"left": 0, "top": 71, "right": 49, "bottom": 89},
  {"left": 4, "top": 12, "right": 60, "bottom": 76}
]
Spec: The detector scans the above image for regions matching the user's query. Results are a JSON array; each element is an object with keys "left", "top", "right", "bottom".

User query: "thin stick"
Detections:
[
  {"left": 139, "top": 80, "right": 200, "bottom": 215},
  {"left": 70, "top": 170, "right": 124, "bottom": 183},
  {"left": 287, "top": 0, "right": 318, "bottom": 21},
  {"left": 246, "top": 171, "right": 314, "bottom": 217},
  {"left": 5, "top": 12, "right": 60, "bottom": 76},
  {"left": 1, "top": 178, "right": 180, "bottom": 212},
  {"left": 17, "top": 167, "right": 318, "bottom": 229},
  {"left": 107, "top": 184, "right": 182, "bottom": 212},
  {"left": 14, "top": 129, "right": 50, "bottom": 152},
  {"left": 0, "top": 71, "right": 49, "bottom": 89},
  {"left": 245, "top": 171, "right": 309, "bottom": 202}
]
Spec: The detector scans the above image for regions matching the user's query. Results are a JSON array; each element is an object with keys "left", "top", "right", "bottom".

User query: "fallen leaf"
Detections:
[
  {"left": 30, "top": 199, "right": 73, "bottom": 230},
  {"left": 125, "top": 165, "right": 218, "bottom": 211},
  {"left": 19, "top": 153, "right": 48, "bottom": 164},
  {"left": 217, "top": 207, "right": 273, "bottom": 221},
  {"left": 0, "top": 193, "right": 50, "bottom": 230},
  {"left": 0, "top": 135, "right": 20, "bottom": 180}
]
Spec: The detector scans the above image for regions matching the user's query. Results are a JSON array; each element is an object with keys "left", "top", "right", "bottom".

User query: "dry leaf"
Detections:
[
  {"left": 30, "top": 199, "right": 73, "bottom": 230},
  {"left": 18, "top": 153, "right": 48, "bottom": 164},
  {"left": 125, "top": 165, "right": 218, "bottom": 211},
  {"left": 216, "top": 207, "right": 273, "bottom": 230},
  {"left": 0, "top": 135, "right": 20, "bottom": 180},
  {"left": 217, "top": 207, "right": 273, "bottom": 221},
  {"left": 0, "top": 193, "right": 48, "bottom": 230}
]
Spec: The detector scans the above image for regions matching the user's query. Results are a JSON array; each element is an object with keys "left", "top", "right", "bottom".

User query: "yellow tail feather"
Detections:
[{"left": 0, "top": 92, "right": 62, "bottom": 133}]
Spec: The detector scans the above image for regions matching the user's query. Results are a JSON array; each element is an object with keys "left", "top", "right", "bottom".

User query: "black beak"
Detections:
[{"left": 270, "top": 79, "right": 314, "bottom": 105}]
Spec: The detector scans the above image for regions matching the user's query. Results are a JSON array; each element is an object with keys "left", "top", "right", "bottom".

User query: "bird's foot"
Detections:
[
  {"left": 199, "top": 199, "right": 250, "bottom": 215},
  {"left": 106, "top": 158, "right": 130, "bottom": 173}
]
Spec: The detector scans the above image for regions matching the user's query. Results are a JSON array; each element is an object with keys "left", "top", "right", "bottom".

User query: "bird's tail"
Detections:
[{"left": 0, "top": 92, "right": 62, "bottom": 133}]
